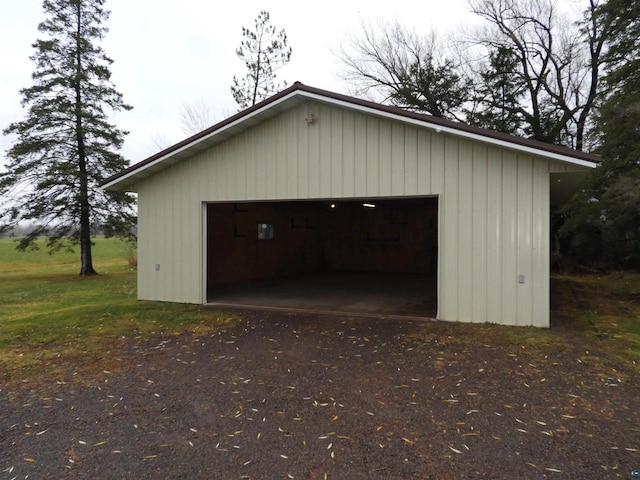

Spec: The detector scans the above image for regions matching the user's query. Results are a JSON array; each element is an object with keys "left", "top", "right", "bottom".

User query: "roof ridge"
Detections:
[{"left": 101, "top": 83, "right": 599, "bottom": 190}]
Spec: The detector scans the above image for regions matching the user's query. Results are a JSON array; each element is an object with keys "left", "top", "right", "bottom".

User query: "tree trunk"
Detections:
[
  {"left": 75, "top": 3, "right": 96, "bottom": 276},
  {"left": 78, "top": 151, "right": 96, "bottom": 275}
]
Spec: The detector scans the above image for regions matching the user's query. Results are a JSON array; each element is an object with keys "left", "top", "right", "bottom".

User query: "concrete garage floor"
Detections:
[{"left": 207, "top": 271, "right": 437, "bottom": 319}]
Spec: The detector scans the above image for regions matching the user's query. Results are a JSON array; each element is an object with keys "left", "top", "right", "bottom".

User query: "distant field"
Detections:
[{"left": 0, "top": 237, "right": 232, "bottom": 382}]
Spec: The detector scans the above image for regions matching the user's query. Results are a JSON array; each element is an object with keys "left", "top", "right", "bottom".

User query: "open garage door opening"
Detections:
[{"left": 205, "top": 197, "right": 438, "bottom": 318}]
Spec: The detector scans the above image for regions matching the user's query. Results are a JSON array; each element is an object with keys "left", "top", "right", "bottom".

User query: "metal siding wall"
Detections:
[
  {"left": 366, "top": 116, "right": 380, "bottom": 195},
  {"left": 440, "top": 136, "right": 460, "bottom": 321},
  {"left": 136, "top": 168, "right": 202, "bottom": 304},
  {"left": 485, "top": 148, "right": 503, "bottom": 323},
  {"left": 457, "top": 140, "right": 474, "bottom": 323},
  {"left": 287, "top": 115, "right": 299, "bottom": 198},
  {"left": 436, "top": 141, "right": 551, "bottom": 327},
  {"left": 330, "top": 108, "right": 344, "bottom": 197},
  {"left": 516, "top": 156, "right": 534, "bottom": 326},
  {"left": 405, "top": 127, "right": 419, "bottom": 195},
  {"left": 416, "top": 131, "right": 430, "bottom": 193},
  {"left": 430, "top": 133, "right": 445, "bottom": 194},
  {"left": 308, "top": 109, "right": 321, "bottom": 198},
  {"left": 501, "top": 151, "right": 518, "bottom": 324},
  {"left": 391, "top": 123, "right": 405, "bottom": 195},
  {"left": 532, "top": 160, "right": 551, "bottom": 327},
  {"left": 136, "top": 186, "right": 150, "bottom": 300},
  {"left": 342, "top": 110, "right": 356, "bottom": 196},
  {"left": 134, "top": 99, "right": 555, "bottom": 326},
  {"left": 471, "top": 143, "right": 489, "bottom": 323},
  {"left": 353, "top": 113, "right": 367, "bottom": 197},
  {"left": 378, "top": 120, "right": 393, "bottom": 196}
]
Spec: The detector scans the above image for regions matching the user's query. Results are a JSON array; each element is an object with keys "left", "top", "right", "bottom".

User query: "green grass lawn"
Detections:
[{"left": 0, "top": 237, "right": 232, "bottom": 382}]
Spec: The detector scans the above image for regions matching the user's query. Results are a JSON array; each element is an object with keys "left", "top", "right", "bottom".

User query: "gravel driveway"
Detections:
[{"left": 1, "top": 310, "right": 638, "bottom": 479}]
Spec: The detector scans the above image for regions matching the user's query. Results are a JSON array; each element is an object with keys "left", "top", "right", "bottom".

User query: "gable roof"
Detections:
[{"left": 102, "top": 82, "right": 600, "bottom": 191}]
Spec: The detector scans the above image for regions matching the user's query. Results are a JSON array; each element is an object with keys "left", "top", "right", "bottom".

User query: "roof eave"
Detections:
[{"left": 102, "top": 82, "right": 599, "bottom": 191}]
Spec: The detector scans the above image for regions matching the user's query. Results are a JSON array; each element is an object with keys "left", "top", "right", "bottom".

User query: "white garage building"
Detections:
[{"left": 103, "top": 82, "right": 598, "bottom": 327}]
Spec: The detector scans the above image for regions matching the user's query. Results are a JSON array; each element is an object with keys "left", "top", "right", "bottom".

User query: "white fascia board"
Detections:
[{"left": 296, "top": 91, "right": 598, "bottom": 169}]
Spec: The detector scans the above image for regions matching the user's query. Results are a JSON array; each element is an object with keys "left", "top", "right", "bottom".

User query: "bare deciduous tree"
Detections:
[
  {"left": 337, "top": 21, "right": 470, "bottom": 121},
  {"left": 466, "top": 0, "right": 608, "bottom": 150},
  {"left": 338, "top": 2, "right": 609, "bottom": 151},
  {"left": 179, "top": 99, "right": 214, "bottom": 136}
]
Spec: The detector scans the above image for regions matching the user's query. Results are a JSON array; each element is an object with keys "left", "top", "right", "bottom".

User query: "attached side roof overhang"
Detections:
[{"left": 102, "top": 82, "right": 600, "bottom": 192}]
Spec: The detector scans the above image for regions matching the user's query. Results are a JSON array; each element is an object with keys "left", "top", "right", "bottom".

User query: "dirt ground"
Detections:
[{"left": 1, "top": 309, "right": 639, "bottom": 480}]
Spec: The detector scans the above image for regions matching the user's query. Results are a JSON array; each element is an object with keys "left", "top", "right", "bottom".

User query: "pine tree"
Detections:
[
  {"left": 1, "top": 0, "right": 134, "bottom": 275},
  {"left": 231, "top": 10, "right": 292, "bottom": 110},
  {"left": 467, "top": 46, "right": 525, "bottom": 135}
]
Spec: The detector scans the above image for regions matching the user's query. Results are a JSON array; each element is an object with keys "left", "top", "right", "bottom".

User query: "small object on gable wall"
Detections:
[
  {"left": 518, "top": 274, "right": 525, "bottom": 284},
  {"left": 305, "top": 113, "right": 315, "bottom": 124}
]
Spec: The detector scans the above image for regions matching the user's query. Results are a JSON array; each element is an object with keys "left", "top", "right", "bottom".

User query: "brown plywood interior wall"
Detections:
[{"left": 206, "top": 198, "right": 437, "bottom": 288}]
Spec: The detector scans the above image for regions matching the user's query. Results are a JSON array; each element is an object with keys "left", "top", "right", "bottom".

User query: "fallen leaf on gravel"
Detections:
[
  {"left": 24, "top": 458, "right": 36, "bottom": 463},
  {"left": 545, "top": 467, "right": 562, "bottom": 473},
  {"left": 402, "top": 438, "right": 414, "bottom": 444},
  {"left": 449, "top": 446, "right": 462, "bottom": 454},
  {"left": 516, "top": 429, "right": 528, "bottom": 433},
  {"left": 93, "top": 441, "right": 107, "bottom": 446}
]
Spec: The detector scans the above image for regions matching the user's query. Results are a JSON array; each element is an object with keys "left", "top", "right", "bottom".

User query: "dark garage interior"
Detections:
[{"left": 206, "top": 197, "right": 438, "bottom": 318}]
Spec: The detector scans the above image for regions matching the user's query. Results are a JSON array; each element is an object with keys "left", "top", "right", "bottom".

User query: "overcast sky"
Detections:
[{"left": 0, "top": 0, "right": 477, "bottom": 167}]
